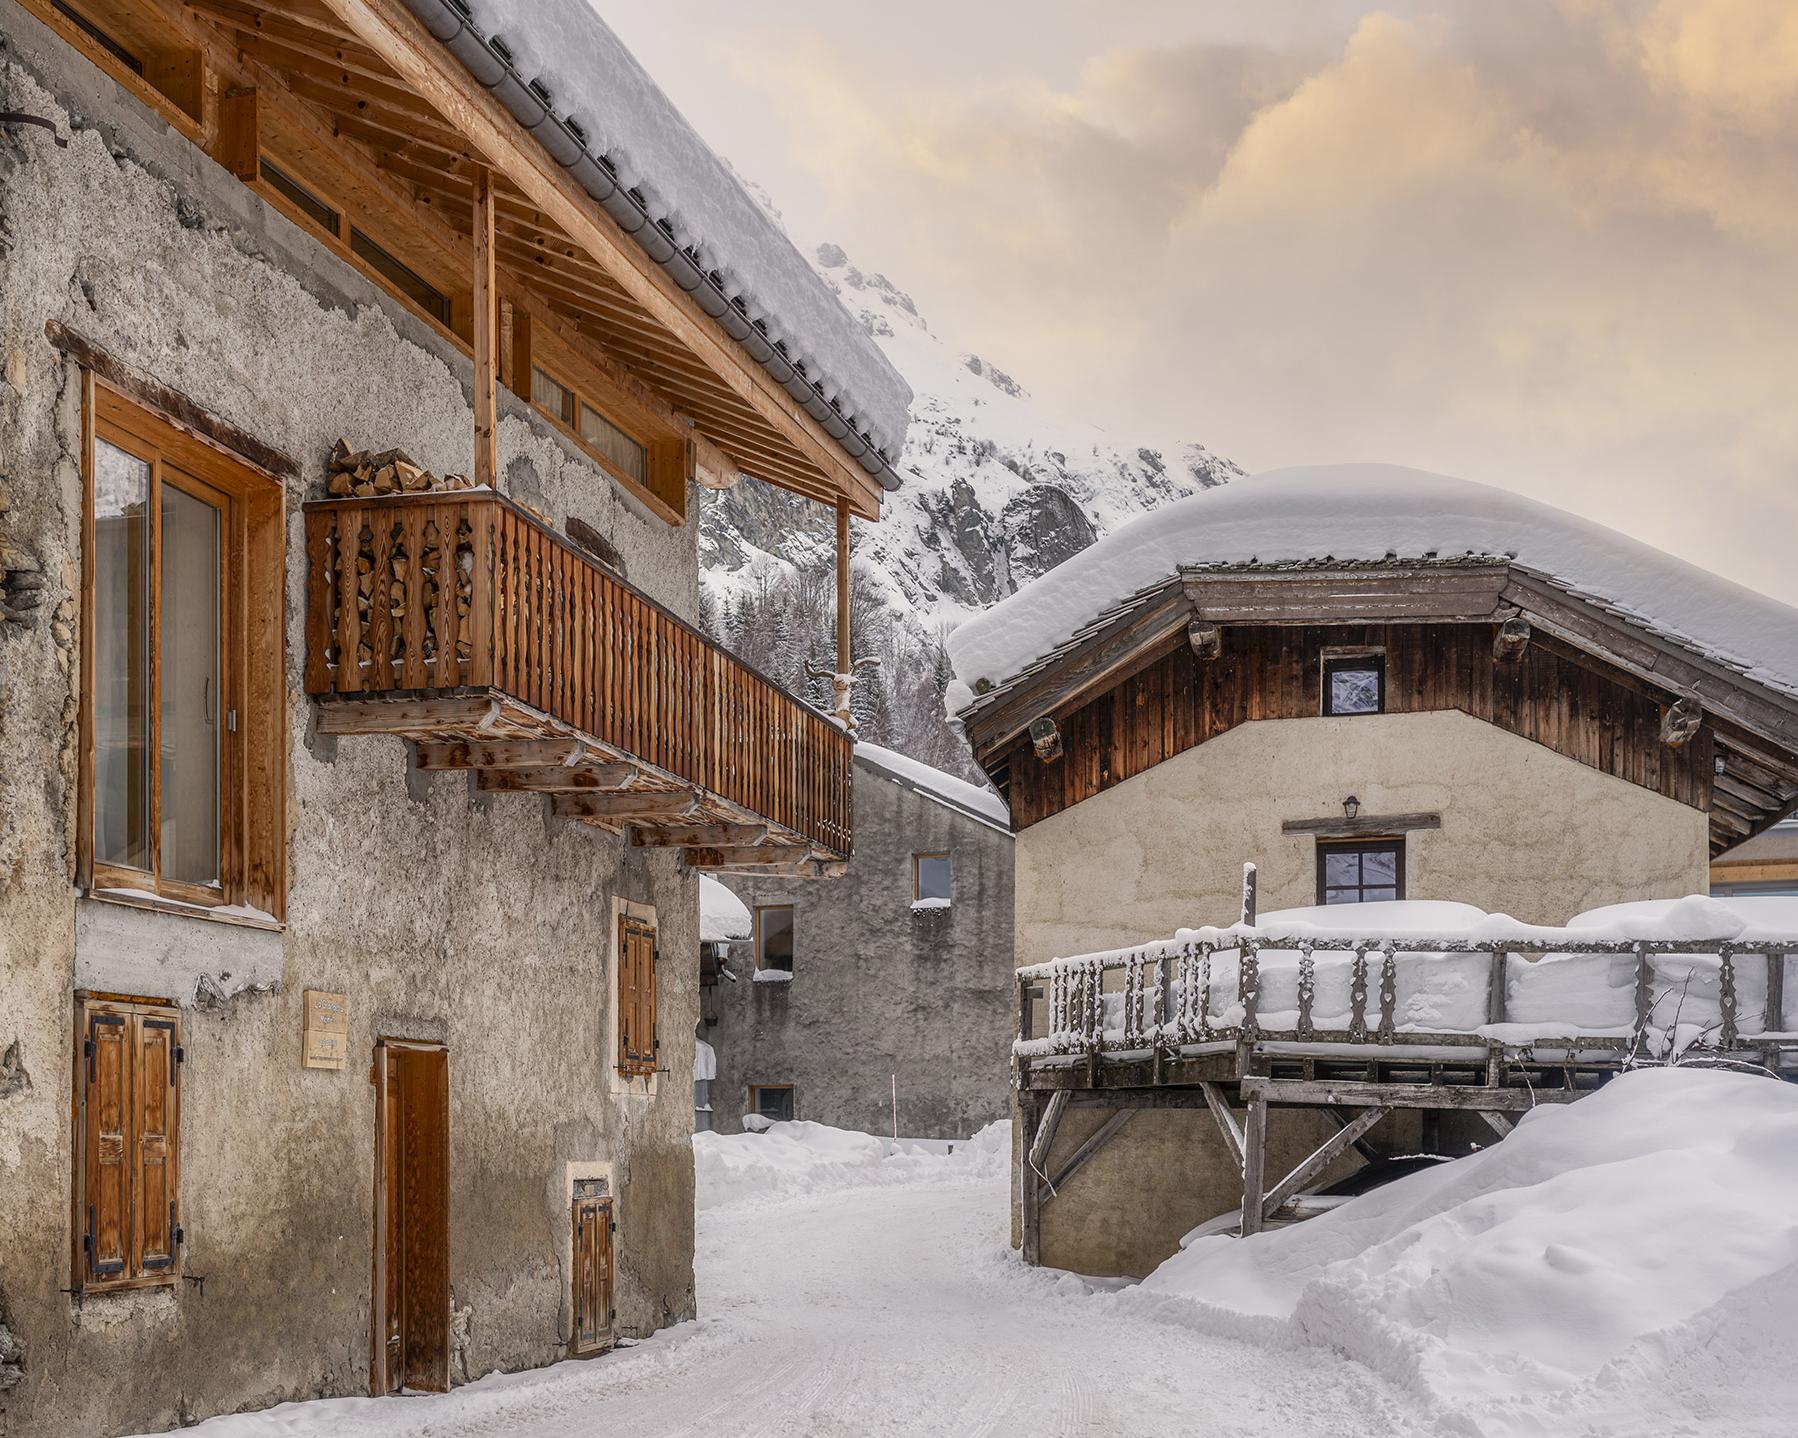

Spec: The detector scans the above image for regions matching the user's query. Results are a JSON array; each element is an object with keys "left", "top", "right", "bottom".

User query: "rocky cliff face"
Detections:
[{"left": 700, "top": 242, "right": 1240, "bottom": 777}]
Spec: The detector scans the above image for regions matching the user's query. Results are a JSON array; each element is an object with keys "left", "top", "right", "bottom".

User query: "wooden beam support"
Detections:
[
  {"left": 1241, "top": 1076, "right": 1586, "bottom": 1112},
  {"left": 629, "top": 823, "right": 768, "bottom": 848},
  {"left": 314, "top": 695, "right": 498, "bottom": 734},
  {"left": 1199, "top": 1081, "right": 1244, "bottom": 1170},
  {"left": 1239, "top": 1088, "right": 1269, "bottom": 1236},
  {"left": 553, "top": 790, "right": 699, "bottom": 822},
  {"left": 217, "top": 86, "right": 260, "bottom": 181},
  {"left": 682, "top": 843, "right": 817, "bottom": 868},
  {"left": 1326, "top": 1106, "right": 1388, "bottom": 1163},
  {"left": 476, "top": 767, "right": 637, "bottom": 794},
  {"left": 1044, "top": 1110, "right": 1134, "bottom": 1199},
  {"left": 415, "top": 737, "right": 593, "bottom": 769},
  {"left": 1259, "top": 1107, "right": 1389, "bottom": 1219},
  {"left": 1478, "top": 1111, "right": 1514, "bottom": 1140},
  {"left": 471, "top": 164, "right": 498, "bottom": 488}
]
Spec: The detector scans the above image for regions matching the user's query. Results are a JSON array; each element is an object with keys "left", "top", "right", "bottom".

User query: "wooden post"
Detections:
[
  {"left": 216, "top": 86, "right": 260, "bottom": 181},
  {"left": 1240, "top": 861, "right": 1258, "bottom": 926},
  {"left": 1240, "top": 1089, "right": 1269, "bottom": 1236},
  {"left": 472, "top": 166, "right": 498, "bottom": 489},
  {"left": 833, "top": 497, "right": 852, "bottom": 729}
]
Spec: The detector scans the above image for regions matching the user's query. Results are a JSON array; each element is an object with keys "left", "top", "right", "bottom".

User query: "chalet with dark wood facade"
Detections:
[
  {"left": 946, "top": 467, "right": 1798, "bottom": 1277},
  {"left": 0, "top": 2, "right": 907, "bottom": 1433}
]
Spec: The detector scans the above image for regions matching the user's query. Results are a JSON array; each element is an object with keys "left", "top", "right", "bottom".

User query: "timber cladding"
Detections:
[{"left": 996, "top": 623, "right": 1714, "bottom": 831}]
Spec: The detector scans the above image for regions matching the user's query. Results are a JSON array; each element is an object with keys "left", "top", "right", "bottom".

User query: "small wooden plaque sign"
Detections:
[{"left": 303, "top": 989, "right": 348, "bottom": 1070}]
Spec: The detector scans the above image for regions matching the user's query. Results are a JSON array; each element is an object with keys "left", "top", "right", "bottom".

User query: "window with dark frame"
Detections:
[
  {"left": 1323, "top": 654, "right": 1386, "bottom": 715},
  {"left": 1316, "top": 839, "right": 1406, "bottom": 905},
  {"left": 914, "top": 852, "right": 952, "bottom": 903},
  {"left": 751, "top": 1085, "right": 795, "bottom": 1122},
  {"left": 755, "top": 904, "right": 795, "bottom": 973},
  {"left": 74, "top": 995, "right": 181, "bottom": 1293}
]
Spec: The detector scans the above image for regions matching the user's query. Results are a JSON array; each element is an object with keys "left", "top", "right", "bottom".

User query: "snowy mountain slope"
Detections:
[{"left": 699, "top": 241, "right": 1240, "bottom": 770}]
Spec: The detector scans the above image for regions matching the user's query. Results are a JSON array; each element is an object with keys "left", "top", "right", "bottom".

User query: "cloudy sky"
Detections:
[{"left": 602, "top": 1, "right": 1798, "bottom": 606}]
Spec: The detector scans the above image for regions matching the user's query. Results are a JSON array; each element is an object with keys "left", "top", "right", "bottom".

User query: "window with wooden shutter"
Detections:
[
  {"left": 74, "top": 996, "right": 181, "bottom": 1292},
  {"left": 617, "top": 915, "right": 658, "bottom": 1077}
]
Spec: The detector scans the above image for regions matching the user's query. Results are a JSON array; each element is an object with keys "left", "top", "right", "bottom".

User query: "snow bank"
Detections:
[
  {"left": 466, "top": 2, "right": 911, "bottom": 456},
  {"left": 1138, "top": 1069, "right": 1798, "bottom": 1430},
  {"left": 855, "top": 740, "right": 1010, "bottom": 829},
  {"left": 693, "top": 1119, "right": 1009, "bottom": 1214},
  {"left": 946, "top": 465, "right": 1798, "bottom": 709},
  {"left": 699, "top": 874, "right": 751, "bottom": 943}
]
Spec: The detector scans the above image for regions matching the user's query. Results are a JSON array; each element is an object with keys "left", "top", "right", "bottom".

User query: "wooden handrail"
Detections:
[{"left": 302, "top": 490, "right": 852, "bottom": 854}]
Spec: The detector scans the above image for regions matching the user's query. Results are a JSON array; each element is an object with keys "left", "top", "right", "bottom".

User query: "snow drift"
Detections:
[
  {"left": 693, "top": 1119, "right": 1009, "bottom": 1213},
  {"left": 947, "top": 465, "right": 1798, "bottom": 710},
  {"left": 1139, "top": 1068, "right": 1798, "bottom": 1433}
]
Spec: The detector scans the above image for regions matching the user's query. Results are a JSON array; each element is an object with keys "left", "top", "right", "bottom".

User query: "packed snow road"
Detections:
[{"left": 179, "top": 1131, "right": 1421, "bottom": 1438}]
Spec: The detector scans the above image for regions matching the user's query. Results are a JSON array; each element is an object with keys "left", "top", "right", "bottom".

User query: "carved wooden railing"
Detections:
[
  {"left": 301, "top": 490, "right": 852, "bottom": 855},
  {"left": 1016, "top": 932, "right": 1798, "bottom": 1071}
]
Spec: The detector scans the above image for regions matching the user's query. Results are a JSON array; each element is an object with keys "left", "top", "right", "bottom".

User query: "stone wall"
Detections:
[
  {"left": 0, "top": 9, "right": 700, "bottom": 1433},
  {"left": 705, "top": 760, "right": 1014, "bottom": 1140}
]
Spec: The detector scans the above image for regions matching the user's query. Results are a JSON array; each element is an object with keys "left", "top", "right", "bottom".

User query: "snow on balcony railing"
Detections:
[{"left": 1015, "top": 900, "right": 1798, "bottom": 1066}]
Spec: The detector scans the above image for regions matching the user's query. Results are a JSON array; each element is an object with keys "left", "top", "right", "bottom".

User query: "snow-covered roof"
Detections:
[
  {"left": 946, "top": 465, "right": 1798, "bottom": 713},
  {"left": 854, "top": 742, "right": 1011, "bottom": 832},
  {"left": 700, "top": 874, "right": 752, "bottom": 943},
  {"left": 453, "top": 1, "right": 912, "bottom": 462}
]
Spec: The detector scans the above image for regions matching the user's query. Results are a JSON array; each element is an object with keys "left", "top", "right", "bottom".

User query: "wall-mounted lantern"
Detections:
[{"left": 1343, "top": 795, "right": 1361, "bottom": 821}]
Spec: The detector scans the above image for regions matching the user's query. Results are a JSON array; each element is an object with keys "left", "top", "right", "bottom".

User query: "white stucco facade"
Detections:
[{"left": 1016, "top": 709, "right": 1711, "bottom": 966}]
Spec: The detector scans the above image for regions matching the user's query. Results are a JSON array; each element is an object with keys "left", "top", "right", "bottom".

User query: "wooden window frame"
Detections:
[
  {"left": 79, "top": 380, "right": 287, "bottom": 921},
  {"left": 1322, "top": 652, "right": 1387, "bottom": 717},
  {"left": 1315, "top": 838, "right": 1407, "bottom": 906},
  {"left": 913, "top": 851, "right": 953, "bottom": 903},
  {"left": 71, "top": 993, "right": 182, "bottom": 1295},
  {"left": 749, "top": 1084, "right": 795, "bottom": 1123},
  {"left": 617, "top": 914, "right": 659, "bottom": 1078},
  {"left": 754, "top": 904, "right": 796, "bottom": 973}
]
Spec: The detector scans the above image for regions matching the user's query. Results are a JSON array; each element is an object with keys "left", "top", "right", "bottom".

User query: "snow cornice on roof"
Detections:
[
  {"left": 854, "top": 742, "right": 1011, "bottom": 834},
  {"left": 401, "top": 0, "right": 912, "bottom": 491},
  {"left": 948, "top": 466, "right": 1798, "bottom": 729}
]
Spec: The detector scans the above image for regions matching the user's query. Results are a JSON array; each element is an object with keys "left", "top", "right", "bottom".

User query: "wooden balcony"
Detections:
[{"left": 302, "top": 490, "right": 851, "bottom": 874}]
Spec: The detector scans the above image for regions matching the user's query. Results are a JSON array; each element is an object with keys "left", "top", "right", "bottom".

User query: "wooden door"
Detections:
[
  {"left": 571, "top": 1194, "right": 614, "bottom": 1356},
  {"left": 373, "top": 1042, "right": 450, "bottom": 1395}
]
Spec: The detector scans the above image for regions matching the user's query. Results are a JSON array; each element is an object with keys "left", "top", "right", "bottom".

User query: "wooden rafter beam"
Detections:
[
  {"left": 475, "top": 767, "right": 637, "bottom": 794},
  {"left": 310, "top": 0, "right": 886, "bottom": 518},
  {"left": 414, "top": 737, "right": 601, "bottom": 769}
]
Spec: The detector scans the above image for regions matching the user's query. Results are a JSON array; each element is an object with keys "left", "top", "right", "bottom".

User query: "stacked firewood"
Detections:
[
  {"left": 324, "top": 438, "right": 473, "bottom": 497},
  {"left": 323, "top": 441, "right": 475, "bottom": 671}
]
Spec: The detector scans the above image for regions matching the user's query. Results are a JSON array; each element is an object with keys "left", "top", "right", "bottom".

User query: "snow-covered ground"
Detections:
[
  {"left": 171, "top": 1124, "right": 1418, "bottom": 1438},
  {"left": 1145, "top": 1067, "right": 1798, "bottom": 1437},
  {"left": 164, "top": 1074, "right": 1798, "bottom": 1437}
]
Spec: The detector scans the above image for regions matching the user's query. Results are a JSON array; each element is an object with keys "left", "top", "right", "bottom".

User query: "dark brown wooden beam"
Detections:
[
  {"left": 629, "top": 822, "right": 768, "bottom": 848},
  {"left": 553, "top": 791, "right": 698, "bottom": 822},
  {"left": 477, "top": 766, "right": 637, "bottom": 794}
]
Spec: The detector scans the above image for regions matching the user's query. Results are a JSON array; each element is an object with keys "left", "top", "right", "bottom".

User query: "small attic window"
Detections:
[{"left": 1323, "top": 654, "right": 1385, "bottom": 716}]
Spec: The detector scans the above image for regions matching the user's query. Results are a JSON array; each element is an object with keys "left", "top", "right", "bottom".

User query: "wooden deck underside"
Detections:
[{"left": 315, "top": 691, "right": 848, "bottom": 876}]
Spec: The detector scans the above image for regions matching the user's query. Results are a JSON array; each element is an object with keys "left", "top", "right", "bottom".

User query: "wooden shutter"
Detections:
[
  {"left": 83, "top": 1009, "right": 130, "bottom": 1282},
  {"left": 78, "top": 998, "right": 180, "bottom": 1291},
  {"left": 617, "top": 916, "right": 657, "bottom": 1076},
  {"left": 134, "top": 1015, "right": 179, "bottom": 1273}
]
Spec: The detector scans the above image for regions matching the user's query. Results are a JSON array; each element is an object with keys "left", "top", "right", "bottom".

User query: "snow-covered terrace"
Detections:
[{"left": 1018, "top": 896, "right": 1798, "bottom": 1072}]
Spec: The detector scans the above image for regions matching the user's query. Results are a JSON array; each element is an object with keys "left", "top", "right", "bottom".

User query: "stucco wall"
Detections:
[
  {"left": 1018, "top": 708, "right": 1711, "bottom": 967},
  {"left": 0, "top": 11, "right": 701, "bottom": 1434},
  {"left": 1013, "top": 708, "right": 1710, "bottom": 1277},
  {"left": 705, "top": 761, "right": 1014, "bottom": 1140}
]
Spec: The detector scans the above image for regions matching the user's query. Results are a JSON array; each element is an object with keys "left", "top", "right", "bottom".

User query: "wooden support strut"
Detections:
[
  {"left": 1020, "top": 1090, "right": 1068, "bottom": 1266},
  {"left": 1239, "top": 1088, "right": 1269, "bottom": 1236},
  {"left": 1258, "top": 1107, "right": 1390, "bottom": 1221},
  {"left": 1199, "top": 1081, "right": 1245, "bottom": 1170},
  {"left": 472, "top": 165, "right": 498, "bottom": 488}
]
